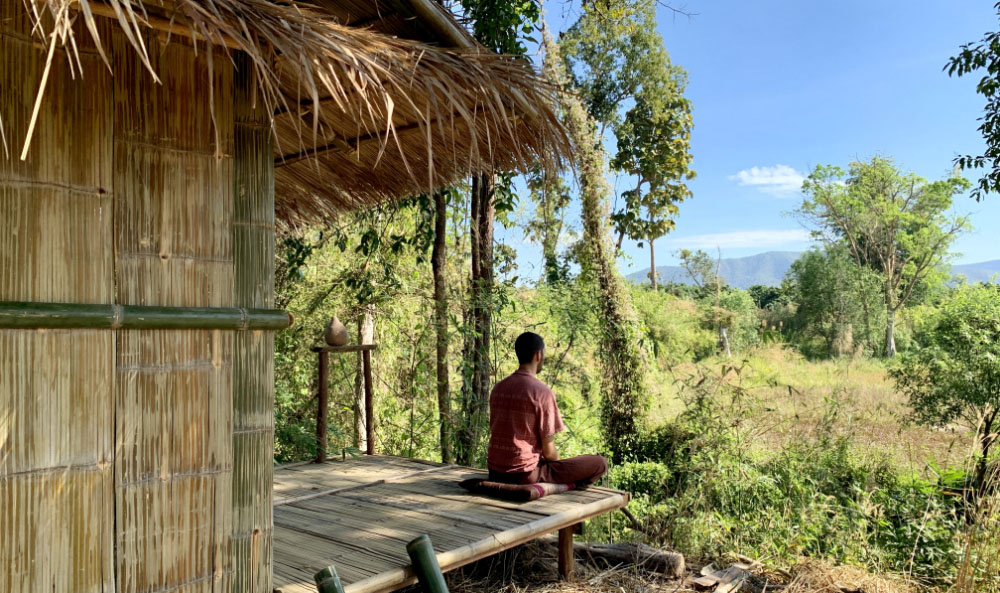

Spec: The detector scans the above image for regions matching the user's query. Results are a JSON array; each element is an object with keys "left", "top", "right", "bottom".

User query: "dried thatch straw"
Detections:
[
  {"left": 785, "top": 559, "right": 916, "bottom": 593},
  {"left": 18, "top": 0, "right": 572, "bottom": 227}
]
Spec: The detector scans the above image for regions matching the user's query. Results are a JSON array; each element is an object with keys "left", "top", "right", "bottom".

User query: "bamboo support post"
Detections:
[
  {"left": 317, "top": 351, "right": 330, "bottom": 463},
  {"left": 315, "top": 566, "right": 347, "bottom": 593},
  {"left": 406, "top": 535, "right": 450, "bottom": 593},
  {"left": 558, "top": 525, "right": 575, "bottom": 581}
]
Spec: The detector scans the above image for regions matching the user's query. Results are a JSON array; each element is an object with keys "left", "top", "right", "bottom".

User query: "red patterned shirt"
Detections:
[{"left": 486, "top": 370, "right": 566, "bottom": 474}]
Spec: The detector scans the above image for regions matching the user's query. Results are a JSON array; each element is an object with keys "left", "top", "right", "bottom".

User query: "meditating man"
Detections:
[{"left": 487, "top": 332, "right": 607, "bottom": 488}]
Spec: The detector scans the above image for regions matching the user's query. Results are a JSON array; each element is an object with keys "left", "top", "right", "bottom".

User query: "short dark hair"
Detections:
[{"left": 514, "top": 332, "right": 545, "bottom": 364}]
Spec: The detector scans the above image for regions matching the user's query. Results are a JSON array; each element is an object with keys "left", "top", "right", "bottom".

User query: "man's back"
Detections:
[{"left": 486, "top": 370, "right": 565, "bottom": 474}]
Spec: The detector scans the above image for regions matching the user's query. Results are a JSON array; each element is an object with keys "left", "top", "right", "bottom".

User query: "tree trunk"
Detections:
[
  {"left": 432, "top": 190, "right": 453, "bottom": 464},
  {"left": 354, "top": 305, "right": 375, "bottom": 450},
  {"left": 718, "top": 326, "right": 732, "bottom": 358},
  {"left": 457, "top": 173, "right": 495, "bottom": 466},
  {"left": 542, "top": 26, "right": 647, "bottom": 463},
  {"left": 885, "top": 306, "right": 897, "bottom": 357},
  {"left": 649, "top": 236, "right": 657, "bottom": 290}
]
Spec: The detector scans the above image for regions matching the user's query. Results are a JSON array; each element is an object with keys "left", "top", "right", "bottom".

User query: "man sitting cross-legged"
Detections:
[{"left": 486, "top": 331, "right": 607, "bottom": 489}]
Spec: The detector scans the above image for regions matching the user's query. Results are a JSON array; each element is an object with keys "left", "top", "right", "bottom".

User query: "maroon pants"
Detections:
[{"left": 489, "top": 455, "right": 607, "bottom": 488}]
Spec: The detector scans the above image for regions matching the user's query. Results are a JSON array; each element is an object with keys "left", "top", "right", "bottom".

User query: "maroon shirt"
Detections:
[{"left": 486, "top": 370, "right": 566, "bottom": 473}]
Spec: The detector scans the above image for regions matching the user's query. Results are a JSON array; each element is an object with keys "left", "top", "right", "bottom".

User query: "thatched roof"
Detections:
[{"left": 18, "top": 0, "right": 571, "bottom": 228}]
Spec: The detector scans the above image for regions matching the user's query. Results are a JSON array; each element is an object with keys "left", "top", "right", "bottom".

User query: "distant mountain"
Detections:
[
  {"left": 626, "top": 251, "right": 800, "bottom": 289},
  {"left": 952, "top": 260, "right": 1000, "bottom": 283},
  {"left": 627, "top": 252, "right": 1000, "bottom": 289}
]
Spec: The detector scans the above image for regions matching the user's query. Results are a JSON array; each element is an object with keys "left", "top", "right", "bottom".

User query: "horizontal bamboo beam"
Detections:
[
  {"left": 310, "top": 344, "right": 377, "bottom": 353},
  {"left": 0, "top": 301, "right": 293, "bottom": 330}
]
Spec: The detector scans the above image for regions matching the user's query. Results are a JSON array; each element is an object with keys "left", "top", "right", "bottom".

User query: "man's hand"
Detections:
[{"left": 541, "top": 435, "right": 559, "bottom": 461}]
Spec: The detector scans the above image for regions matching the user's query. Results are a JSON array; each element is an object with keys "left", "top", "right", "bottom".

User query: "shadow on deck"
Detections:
[{"left": 272, "top": 455, "right": 630, "bottom": 593}]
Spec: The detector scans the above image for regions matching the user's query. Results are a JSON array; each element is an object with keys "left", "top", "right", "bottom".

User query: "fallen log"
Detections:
[{"left": 537, "top": 536, "right": 685, "bottom": 578}]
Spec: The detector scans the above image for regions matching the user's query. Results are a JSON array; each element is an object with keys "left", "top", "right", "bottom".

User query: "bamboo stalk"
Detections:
[
  {"left": 316, "top": 351, "right": 330, "bottom": 463},
  {"left": 406, "top": 535, "right": 450, "bottom": 593},
  {"left": 315, "top": 566, "right": 347, "bottom": 593},
  {"left": 0, "top": 302, "right": 292, "bottom": 330},
  {"left": 363, "top": 348, "right": 375, "bottom": 455}
]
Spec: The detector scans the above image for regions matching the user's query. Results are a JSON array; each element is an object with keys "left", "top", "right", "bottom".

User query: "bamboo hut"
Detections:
[{"left": 0, "top": 1, "right": 570, "bottom": 592}]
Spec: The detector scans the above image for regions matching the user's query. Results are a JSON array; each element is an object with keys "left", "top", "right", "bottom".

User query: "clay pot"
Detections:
[{"left": 324, "top": 316, "right": 349, "bottom": 346}]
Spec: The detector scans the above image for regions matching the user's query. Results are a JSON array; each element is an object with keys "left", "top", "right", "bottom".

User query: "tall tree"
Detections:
[
  {"left": 945, "top": 2, "right": 1000, "bottom": 201},
  {"left": 677, "top": 248, "right": 731, "bottom": 357},
  {"left": 524, "top": 166, "right": 572, "bottom": 284},
  {"left": 561, "top": 0, "right": 695, "bottom": 291},
  {"left": 455, "top": 0, "right": 541, "bottom": 465},
  {"left": 543, "top": 19, "right": 648, "bottom": 463},
  {"left": 431, "top": 190, "right": 453, "bottom": 463},
  {"left": 798, "top": 156, "right": 971, "bottom": 356}
]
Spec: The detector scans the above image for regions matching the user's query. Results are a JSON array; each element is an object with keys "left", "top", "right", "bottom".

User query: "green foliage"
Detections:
[
  {"left": 945, "top": 2, "right": 1000, "bottom": 201},
  {"left": 798, "top": 156, "right": 971, "bottom": 356},
  {"left": 595, "top": 365, "right": 972, "bottom": 584},
  {"left": 892, "top": 283, "right": 1000, "bottom": 491},
  {"left": 784, "top": 247, "right": 886, "bottom": 357},
  {"left": 460, "top": 0, "right": 539, "bottom": 55},
  {"left": 631, "top": 287, "right": 716, "bottom": 362},
  {"left": 561, "top": 0, "right": 694, "bottom": 249}
]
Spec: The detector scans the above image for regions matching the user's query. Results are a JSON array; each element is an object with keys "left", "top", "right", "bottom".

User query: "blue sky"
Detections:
[{"left": 497, "top": 1, "right": 1000, "bottom": 281}]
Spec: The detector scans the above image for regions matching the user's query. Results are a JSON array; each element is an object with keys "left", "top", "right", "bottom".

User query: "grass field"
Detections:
[{"left": 647, "top": 346, "right": 974, "bottom": 473}]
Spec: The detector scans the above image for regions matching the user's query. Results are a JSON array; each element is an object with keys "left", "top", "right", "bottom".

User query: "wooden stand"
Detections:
[{"left": 312, "top": 344, "right": 377, "bottom": 462}]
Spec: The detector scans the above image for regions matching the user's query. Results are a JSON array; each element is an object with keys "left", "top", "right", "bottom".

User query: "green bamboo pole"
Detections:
[
  {"left": 314, "top": 566, "right": 346, "bottom": 593},
  {"left": 406, "top": 535, "right": 450, "bottom": 593},
  {"left": 0, "top": 302, "right": 292, "bottom": 330}
]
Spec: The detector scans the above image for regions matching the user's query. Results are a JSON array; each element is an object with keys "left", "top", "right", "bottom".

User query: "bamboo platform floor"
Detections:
[{"left": 272, "top": 455, "right": 630, "bottom": 593}]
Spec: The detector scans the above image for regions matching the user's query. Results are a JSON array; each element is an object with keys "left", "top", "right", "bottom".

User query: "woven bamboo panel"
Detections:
[
  {"left": 112, "top": 27, "right": 235, "bottom": 593},
  {"left": 0, "top": 6, "right": 115, "bottom": 593},
  {"left": 232, "top": 51, "right": 277, "bottom": 593}
]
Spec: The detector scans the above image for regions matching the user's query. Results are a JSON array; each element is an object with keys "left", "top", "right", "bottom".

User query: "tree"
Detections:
[
  {"left": 945, "top": 3, "right": 1000, "bottom": 201},
  {"left": 431, "top": 189, "right": 453, "bottom": 463},
  {"left": 543, "top": 21, "right": 648, "bottom": 463},
  {"left": 562, "top": 0, "right": 694, "bottom": 290},
  {"left": 454, "top": 0, "right": 542, "bottom": 465},
  {"left": 524, "top": 166, "right": 572, "bottom": 285},
  {"left": 677, "top": 248, "right": 731, "bottom": 357},
  {"left": 784, "top": 247, "right": 885, "bottom": 357},
  {"left": 797, "top": 156, "right": 971, "bottom": 356},
  {"left": 892, "top": 284, "right": 1000, "bottom": 496}
]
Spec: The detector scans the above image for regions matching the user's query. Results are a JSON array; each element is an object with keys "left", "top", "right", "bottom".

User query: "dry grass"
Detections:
[
  {"left": 648, "top": 346, "right": 973, "bottom": 471},
  {"left": 15, "top": 0, "right": 572, "bottom": 227},
  {"left": 785, "top": 559, "right": 916, "bottom": 593}
]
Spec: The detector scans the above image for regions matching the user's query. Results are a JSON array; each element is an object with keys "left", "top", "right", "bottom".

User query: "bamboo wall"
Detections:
[{"left": 0, "top": 3, "right": 274, "bottom": 592}]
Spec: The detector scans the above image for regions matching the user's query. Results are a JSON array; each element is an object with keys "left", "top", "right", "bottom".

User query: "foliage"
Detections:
[
  {"left": 523, "top": 166, "right": 573, "bottom": 284},
  {"left": 631, "top": 287, "right": 716, "bottom": 363},
  {"left": 798, "top": 156, "right": 971, "bottom": 356},
  {"left": 784, "top": 247, "right": 886, "bottom": 357},
  {"left": 892, "top": 283, "right": 1000, "bottom": 492},
  {"left": 945, "top": 2, "right": 1000, "bottom": 201}
]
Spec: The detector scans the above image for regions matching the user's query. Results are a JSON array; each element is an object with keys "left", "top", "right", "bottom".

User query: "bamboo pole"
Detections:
[
  {"left": 315, "top": 566, "right": 347, "bottom": 593},
  {"left": 406, "top": 535, "right": 450, "bottom": 593},
  {"left": 0, "top": 302, "right": 292, "bottom": 330}
]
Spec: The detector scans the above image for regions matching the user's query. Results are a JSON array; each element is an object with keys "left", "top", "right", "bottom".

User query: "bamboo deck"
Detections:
[{"left": 272, "top": 456, "right": 630, "bottom": 593}]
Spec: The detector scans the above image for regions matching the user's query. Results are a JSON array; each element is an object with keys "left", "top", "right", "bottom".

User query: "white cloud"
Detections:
[
  {"left": 730, "top": 164, "right": 805, "bottom": 196},
  {"left": 665, "top": 229, "right": 812, "bottom": 250}
]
